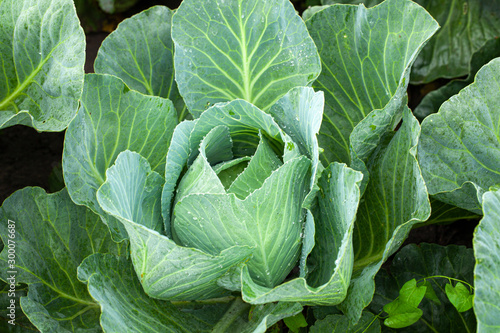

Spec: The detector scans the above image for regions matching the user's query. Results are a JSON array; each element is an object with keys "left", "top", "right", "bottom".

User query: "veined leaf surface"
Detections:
[
  {"left": 306, "top": 0, "right": 438, "bottom": 167},
  {"left": 339, "top": 108, "right": 431, "bottom": 322},
  {"left": 63, "top": 74, "right": 177, "bottom": 241},
  {"left": 172, "top": 0, "right": 321, "bottom": 117},
  {"left": 474, "top": 189, "right": 500, "bottom": 332},
  {"left": 0, "top": 0, "right": 85, "bottom": 131},
  {"left": 0, "top": 188, "right": 124, "bottom": 332},
  {"left": 418, "top": 58, "right": 500, "bottom": 214},
  {"left": 94, "top": 6, "right": 186, "bottom": 119}
]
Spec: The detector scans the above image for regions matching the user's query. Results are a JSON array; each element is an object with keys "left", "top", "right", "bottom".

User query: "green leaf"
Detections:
[
  {"left": 369, "top": 244, "right": 476, "bottom": 333},
  {"left": 78, "top": 253, "right": 218, "bottom": 332},
  {"left": 161, "top": 99, "right": 286, "bottom": 232},
  {"left": 410, "top": 0, "right": 500, "bottom": 84},
  {"left": 171, "top": 0, "right": 321, "bottom": 117},
  {"left": 320, "top": 0, "right": 500, "bottom": 84},
  {"left": 174, "top": 156, "right": 311, "bottom": 288},
  {"left": 382, "top": 279, "right": 426, "bottom": 329},
  {"left": 94, "top": 6, "right": 185, "bottom": 118},
  {"left": 445, "top": 283, "right": 473, "bottom": 313},
  {"left": 240, "top": 163, "right": 363, "bottom": 305},
  {"left": 339, "top": 108, "right": 431, "bottom": 322},
  {"left": 474, "top": 189, "right": 500, "bottom": 332},
  {"left": 283, "top": 312, "right": 308, "bottom": 333},
  {"left": 418, "top": 198, "right": 480, "bottom": 228},
  {"left": 0, "top": 0, "right": 85, "bottom": 131},
  {"left": 97, "top": 151, "right": 253, "bottom": 300},
  {"left": 418, "top": 58, "right": 500, "bottom": 214},
  {"left": 309, "top": 312, "right": 381, "bottom": 333},
  {"left": 414, "top": 37, "right": 500, "bottom": 120},
  {"left": 63, "top": 73, "right": 177, "bottom": 241},
  {"left": 0, "top": 188, "right": 124, "bottom": 332},
  {"left": 306, "top": 0, "right": 438, "bottom": 167}
]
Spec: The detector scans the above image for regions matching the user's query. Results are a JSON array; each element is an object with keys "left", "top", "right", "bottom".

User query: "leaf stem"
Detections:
[
  {"left": 211, "top": 297, "right": 250, "bottom": 333},
  {"left": 417, "top": 275, "right": 474, "bottom": 291},
  {"left": 420, "top": 317, "right": 440, "bottom": 333}
]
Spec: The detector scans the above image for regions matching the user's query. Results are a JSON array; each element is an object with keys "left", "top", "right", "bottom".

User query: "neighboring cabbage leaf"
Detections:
[
  {"left": 474, "top": 189, "right": 500, "bottom": 332},
  {"left": 418, "top": 58, "right": 500, "bottom": 214},
  {"left": 0, "top": 188, "right": 125, "bottom": 332},
  {"left": 0, "top": 0, "right": 85, "bottom": 131},
  {"left": 94, "top": 6, "right": 186, "bottom": 119},
  {"left": 319, "top": 0, "right": 500, "bottom": 84}
]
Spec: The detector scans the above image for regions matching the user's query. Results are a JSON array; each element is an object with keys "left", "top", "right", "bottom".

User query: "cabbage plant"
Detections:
[{"left": 1, "top": 0, "right": 500, "bottom": 331}]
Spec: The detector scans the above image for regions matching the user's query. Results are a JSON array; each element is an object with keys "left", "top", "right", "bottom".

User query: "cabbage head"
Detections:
[{"left": 97, "top": 87, "right": 362, "bottom": 305}]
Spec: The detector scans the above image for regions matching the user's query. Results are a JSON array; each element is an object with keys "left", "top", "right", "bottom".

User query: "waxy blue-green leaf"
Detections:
[
  {"left": 369, "top": 243, "right": 476, "bottom": 333},
  {"left": 320, "top": 0, "right": 500, "bottom": 84},
  {"left": 306, "top": 0, "right": 438, "bottom": 168},
  {"left": 94, "top": 6, "right": 186, "bottom": 119},
  {"left": 161, "top": 99, "right": 287, "bottom": 232},
  {"left": 78, "top": 253, "right": 217, "bottom": 332},
  {"left": 0, "top": 0, "right": 85, "bottom": 131},
  {"left": 418, "top": 58, "right": 500, "bottom": 214},
  {"left": 339, "top": 108, "right": 431, "bottom": 322},
  {"left": 63, "top": 73, "right": 177, "bottom": 241},
  {"left": 240, "top": 163, "right": 363, "bottom": 305},
  {"left": 171, "top": 0, "right": 321, "bottom": 117},
  {"left": 270, "top": 87, "right": 325, "bottom": 276},
  {"left": 474, "top": 189, "right": 500, "bottom": 332},
  {"left": 0, "top": 188, "right": 124, "bottom": 332},
  {"left": 309, "top": 312, "right": 381, "bottom": 333},
  {"left": 97, "top": 151, "right": 253, "bottom": 300}
]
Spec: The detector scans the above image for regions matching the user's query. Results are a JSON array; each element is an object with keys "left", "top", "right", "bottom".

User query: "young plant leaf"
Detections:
[
  {"left": 63, "top": 73, "right": 178, "bottom": 241},
  {"left": 0, "top": 0, "right": 85, "bottom": 131},
  {"left": 283, "top": 312, "right": 308, "bottom": 333},
  {"left": 382, "top": 279, "right": 426, "bottom": 329},
  {"left": 474, "top": 189, "right": 500, "bottom": 331},
  {"left": 418, "top": 58, "right": 500, "bottom": 214},
  {"left": 370, "top": 243, "right": 476, "bottom": 333},
  {"left": 421, "top": 280, "right": 441, "bottom": 305},
  {"left": 0, "top": 188, "right": 125, "bottom": 332},
  {"left": 171, "top": 0, "right": 321, "bottom": 117},
  {"left": 445, "top": 283, "right": 473, "bottom": 313}
]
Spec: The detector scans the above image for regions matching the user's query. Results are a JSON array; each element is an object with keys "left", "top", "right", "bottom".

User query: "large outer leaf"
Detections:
[
  {"left": 474, "top": 189, "right": 500, "bottom": 332},
  {"left": 94, "top": 6, "right": 185, "bottom": 118},
  {"left": 418, "top": 58, "right": 500, "bottom": 214},
  {"left": 78, "top": 253, "right": 217, "bottom": 332},
  {"left": 171, "top": 0, "right": 321, "bottom": 117},
  {"left": 309, "top": 312, "right": 381, "bottom": 333},
  {"left": 339, "top": 108, "right": 431, "bottom": 321},
  {"left": 240, "top": 163, "right": 363, "bottom": 305},
  {"left": 63, "top": 73, "right": 177, "bottom": 241},
  {"left": 306, "top": 0, "right": 438, "bottom": 167},
  {"left": 320, "top": 0, "right": 500, "bottom": 84},
  {"left": 0, "top": 188, "right": 124, "bottom": 332},
  {"left": 97, "top": 151, "right": 252, "bottom": 301},
  {"left": 370, "top": 243, "right": 475, "bottom": 332},
  {"left": 0, "top": 0, "right": 85, "bottom": 131}
]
